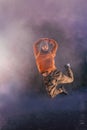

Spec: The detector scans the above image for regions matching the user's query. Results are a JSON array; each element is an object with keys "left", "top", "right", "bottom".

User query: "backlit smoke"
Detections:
[
  {"left": 0, "top": 0, "right": 87, "bottom": 129},
  {"left": 0, "top": 0, "right": 86, "bottom": 92},
  {"left": 0, "top": 21, "right": 34, "bottom": 95}
]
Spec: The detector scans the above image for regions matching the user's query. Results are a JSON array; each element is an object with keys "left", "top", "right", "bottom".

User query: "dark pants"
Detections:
[{"left": 43, "top": 67, "right": 74, "bottom": 98}]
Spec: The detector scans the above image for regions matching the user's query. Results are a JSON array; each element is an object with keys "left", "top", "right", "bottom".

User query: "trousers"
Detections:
[{"left": 43, "top": 67, "right": 74, "bottom": 98}]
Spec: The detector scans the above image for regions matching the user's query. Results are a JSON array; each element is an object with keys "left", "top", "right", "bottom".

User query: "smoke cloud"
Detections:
[
  {"left": 0, "top": 0, "right": 86, "bottom": 99},
  {"left": 0, "top": 0, "right": 87, "bottom": 129}
]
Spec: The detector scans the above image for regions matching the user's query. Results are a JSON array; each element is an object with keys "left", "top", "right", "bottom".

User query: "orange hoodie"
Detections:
[{"left": 33, "top": 39, "right": 58, "bottom": 74}]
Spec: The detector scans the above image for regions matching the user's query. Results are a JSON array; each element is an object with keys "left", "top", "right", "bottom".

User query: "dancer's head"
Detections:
[{"left": 40, "top": 41, "right": 49, "bottom": 52}]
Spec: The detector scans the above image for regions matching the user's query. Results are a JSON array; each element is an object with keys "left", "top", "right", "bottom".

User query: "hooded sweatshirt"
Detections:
[{"left": 33, "top": 39, "right": 58, "bottom": 74}]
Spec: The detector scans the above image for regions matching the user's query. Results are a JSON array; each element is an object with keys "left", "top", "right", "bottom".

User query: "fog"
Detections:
[{"left": 0, "top": 0, "right": 87, "bottom": 129}]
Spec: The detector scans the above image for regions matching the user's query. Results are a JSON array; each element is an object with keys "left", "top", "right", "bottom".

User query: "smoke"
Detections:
[
  {"left": 0, "top": 0, "right": 87, "bottom": 129},
  {"left": 0, "top": 0, "right": 86, "bottom": 95},
  {"left": 0, "top": 0, "right": 86, "bottom": 102},
  {"left": 0, "top": 21, "right": 33, "bottom": 89}
]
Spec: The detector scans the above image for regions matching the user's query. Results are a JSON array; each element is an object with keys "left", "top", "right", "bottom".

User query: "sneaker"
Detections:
[
  {"left": 67, "top": 63, "right": 71, "bottom": 68},
  {"left": 60, "top": 86, "right": 69, "bottom": 95},
  {"left": 64, "top": 63, "right": 71, "bottom": 69}
]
